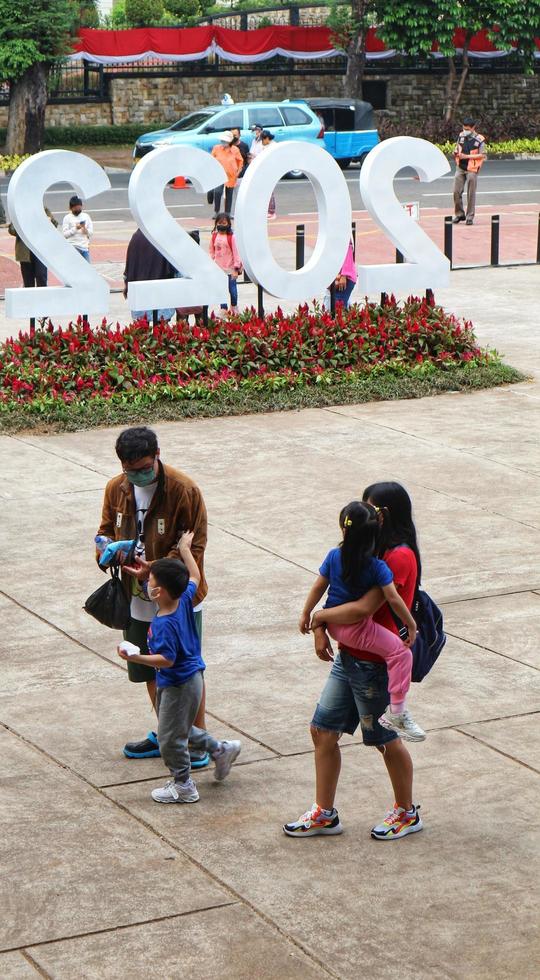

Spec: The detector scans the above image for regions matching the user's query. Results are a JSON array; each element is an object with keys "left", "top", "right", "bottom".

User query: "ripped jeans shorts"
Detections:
[{"left": 311, "top": 650, "right": 398, "bottom": 747}]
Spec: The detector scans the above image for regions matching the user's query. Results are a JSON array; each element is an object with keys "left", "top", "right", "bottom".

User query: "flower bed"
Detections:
[{"left": 0, "top": 297, "right": 522, "bottom": 431}]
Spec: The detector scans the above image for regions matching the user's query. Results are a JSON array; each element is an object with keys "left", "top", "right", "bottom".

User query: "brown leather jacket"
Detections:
[{"left": 96, "top": 461, "right": 207, "bottom": 605}]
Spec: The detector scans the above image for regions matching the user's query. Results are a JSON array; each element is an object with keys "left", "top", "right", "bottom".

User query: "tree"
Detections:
[
  {"left": 379, "top": 0, "right": 540, "bottom": 121},
  {"left": 327, "top": 1, "right": 380, "bottom": 98},
  {"left": 125, "top": 0, "right": 164, "bottom": 25},
  {"left": 0, "top": 1, "right": 98, "bottom": 155}
]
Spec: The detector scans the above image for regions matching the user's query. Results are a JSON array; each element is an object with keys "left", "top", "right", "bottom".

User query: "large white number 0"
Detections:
[
  {"left": 358, "top": 137, "right": 450, "bottom": 293},
  {"left": 235, "top": 141, "right": 351, "bottom": 299},
  {"left": 127, "top": 146, "right": 229, "bottom": 310},
  {"left": 5, "top": 150, "right": 111, "bottom": 317}
]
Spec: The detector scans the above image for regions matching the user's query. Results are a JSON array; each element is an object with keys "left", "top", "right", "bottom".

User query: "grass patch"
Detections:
[{"left": 0, "top": 361, "right": 525, "bottom": 434}]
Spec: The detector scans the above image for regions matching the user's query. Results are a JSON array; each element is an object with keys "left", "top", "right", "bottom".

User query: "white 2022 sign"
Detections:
[{"left": 5, "top": 137, "right": 450, "bottom": 318}]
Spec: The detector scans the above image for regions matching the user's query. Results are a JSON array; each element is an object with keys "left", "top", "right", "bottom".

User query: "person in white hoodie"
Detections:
[{"left": 62, "top": 195, "right": 93, "bottom": 261}]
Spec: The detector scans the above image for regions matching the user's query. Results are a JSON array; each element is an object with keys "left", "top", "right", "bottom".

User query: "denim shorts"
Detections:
[{"left": 312, "top": 650, "right": 398, "bottom": 747}]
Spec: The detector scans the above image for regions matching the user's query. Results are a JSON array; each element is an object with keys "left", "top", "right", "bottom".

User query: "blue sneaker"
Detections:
[
  {"left": 123, "top": 731, "right": 160, "bottom": 759},
  {"left": 123, "top": 732, "right": 210, "bottom": 769}
]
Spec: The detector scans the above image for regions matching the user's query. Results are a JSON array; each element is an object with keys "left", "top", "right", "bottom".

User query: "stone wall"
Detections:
[
  {"left": 106, "top": 70, "right": 540, "bottom": 128},
  {"left": 0, "top": 101, "right": 112, "bottom": 129},
  {"left": 1, "top": 67, "right": 537, "bottom": 132},
  {"left": 108, "top": 74, "right": 344, "bottom": 126}
]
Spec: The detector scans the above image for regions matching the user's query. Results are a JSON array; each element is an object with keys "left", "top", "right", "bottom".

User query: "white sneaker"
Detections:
[
  {"left": 213, "top": 740, "right": 242, "bottom": 781},
  {"left": 378, "top": 707, "right": 426, "bottom": 741},
  {"left": 371, "top": 804, "right": 423, "bottom": 840},
  {"left": 151, "top": 777, "right": 199, "bottom": 804}
]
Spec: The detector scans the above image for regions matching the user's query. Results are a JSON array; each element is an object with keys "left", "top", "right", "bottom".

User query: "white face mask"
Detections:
[{"left": 147, "top": 586, "right": 160, "bottom": 601}]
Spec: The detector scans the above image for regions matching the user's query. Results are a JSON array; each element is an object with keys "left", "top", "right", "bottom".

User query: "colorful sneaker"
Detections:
[
  {"left": 378, "top": 708, "right": 426, "bottom": 742},
  {"left": 371, "top": 804, "right": 423, "bottom": 840},
  {"left": 212, "top": 740, "right": 242, "bottom": 781},
  {"left": 151, "top": 777, "right": 199, "bottom": 804},
  {"left": 190, "top": 751, "right": 211, "bottom": 770},
  {"left": 123, "top": 731, "right": 161, "bottom": 759},
  {"left": 283, "top": 804, "right": 343, "bottom": 838}
]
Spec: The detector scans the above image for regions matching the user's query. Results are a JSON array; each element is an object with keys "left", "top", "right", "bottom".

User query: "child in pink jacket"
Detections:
[{"left": 209, "top": 213, "right": 243, "bottom": 315}]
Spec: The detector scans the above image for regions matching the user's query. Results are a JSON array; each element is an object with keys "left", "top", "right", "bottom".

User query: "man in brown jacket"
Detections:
[{"left": 96, "top": 426, "right": 210, "bottom": 765}]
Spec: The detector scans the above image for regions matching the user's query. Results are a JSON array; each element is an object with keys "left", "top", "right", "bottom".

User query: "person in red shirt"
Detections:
[{"left": 284, "top": 481, "right": 424, "bottom": 842}]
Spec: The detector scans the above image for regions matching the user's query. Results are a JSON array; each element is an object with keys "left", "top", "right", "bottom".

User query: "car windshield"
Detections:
[{"left": 169, "top": 111, "right": 216, "bottom": 132}]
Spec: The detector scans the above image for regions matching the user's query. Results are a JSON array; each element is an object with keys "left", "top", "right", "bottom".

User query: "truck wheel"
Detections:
[
  {"left": 338, "top": 159, "right": 351, "bottom": 170},
  {"left": 358, "top": 153, "right": 368, "bottom": 169}
]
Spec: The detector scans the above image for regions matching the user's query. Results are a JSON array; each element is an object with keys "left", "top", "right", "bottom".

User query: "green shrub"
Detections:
[
  {"left": 125, "top": 0, "right": 164, "bottom": 26},
  {"left": 41, "top": 123, "right": 169, "bottom": 146}
]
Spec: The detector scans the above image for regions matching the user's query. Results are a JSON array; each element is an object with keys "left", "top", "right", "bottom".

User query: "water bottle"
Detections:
[{"left": 94, "top": 534, "right": 111, "bottom": 554}]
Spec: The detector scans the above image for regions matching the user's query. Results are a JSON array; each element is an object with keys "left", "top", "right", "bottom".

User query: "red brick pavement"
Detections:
[{"left": 1, "top": 203, "right": 538, "bottom": 296}]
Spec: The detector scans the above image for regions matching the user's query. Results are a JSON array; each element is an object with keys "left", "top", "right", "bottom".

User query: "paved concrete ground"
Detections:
[{"left": 1, "top": 264, "right": 539, "bottom": 978}]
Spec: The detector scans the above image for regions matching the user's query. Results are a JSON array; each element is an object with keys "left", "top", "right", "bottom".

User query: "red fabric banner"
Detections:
[{"left": 70, "top": 26, "right": 540, "bottom": 63}]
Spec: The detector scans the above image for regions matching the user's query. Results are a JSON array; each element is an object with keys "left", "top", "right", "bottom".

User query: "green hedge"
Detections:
[{"left": 0, "top": 123, "right": 169, "bottom": 148}]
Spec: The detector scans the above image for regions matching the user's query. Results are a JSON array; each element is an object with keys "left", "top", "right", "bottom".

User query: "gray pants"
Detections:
[
  {"left": 453, "top": 169, "right": 478, "bottom": 220},
  {"left": 157, "top": 671, "right": 220, "bottom": 783}
]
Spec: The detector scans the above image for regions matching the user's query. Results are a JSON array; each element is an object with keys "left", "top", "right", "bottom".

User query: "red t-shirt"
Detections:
[{"left": 343, "top": 545, "right": 417, "bottom": 662}]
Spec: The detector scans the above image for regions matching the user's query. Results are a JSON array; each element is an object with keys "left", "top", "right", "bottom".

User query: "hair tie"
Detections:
[{"left": 343, "top": 516, "right": 353, "bottom": 527}]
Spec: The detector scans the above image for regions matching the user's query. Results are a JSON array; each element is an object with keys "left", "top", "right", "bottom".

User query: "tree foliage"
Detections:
[
  {"left": 0, "top": 0, "right": 76, "bottom": 83},
  {"left": 125, "top": 0, "right": 164, "bottom": 25},
  {"left": 328, "top": 0, "right": 540, "bottom": 115}
]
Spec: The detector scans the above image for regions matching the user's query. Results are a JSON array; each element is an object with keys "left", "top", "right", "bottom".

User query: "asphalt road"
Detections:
[{"left": 2, "top": 158, "right": 539, "bottom": 225}]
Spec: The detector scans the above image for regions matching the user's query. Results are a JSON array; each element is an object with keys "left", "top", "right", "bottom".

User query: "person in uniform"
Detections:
[{"left": 453, "top": 116, "right": 487, "bottom": 226}]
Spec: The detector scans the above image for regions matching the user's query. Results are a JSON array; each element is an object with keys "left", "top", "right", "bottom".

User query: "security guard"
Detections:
[{"left": 453, "top": 116, "right": 487, "bottom": 226}]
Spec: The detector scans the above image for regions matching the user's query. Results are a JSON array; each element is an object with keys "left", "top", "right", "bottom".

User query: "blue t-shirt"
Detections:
[
  {"left": 319, "top": 547, "right": 393, "bottom": 608},
  {"left": 147, "top": 580, "right": 205, "bottom": 688}
]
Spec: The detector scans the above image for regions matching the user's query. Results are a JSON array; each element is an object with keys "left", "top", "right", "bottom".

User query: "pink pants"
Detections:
[{"left": 328, "top": 617, "right": 412, "bottom": 702}]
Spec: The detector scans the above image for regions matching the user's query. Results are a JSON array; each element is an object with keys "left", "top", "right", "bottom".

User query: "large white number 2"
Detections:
[
  {"left": 5, "top": 150, "right": 110, "bottom": 318},
  {"left": 358, "top": 137, "right": 450, "bottom": 294},
  {"left": 128, "top": 146, "right": 229, "bottom": 310},
  {"left": 235, "top": 141, "right": 351, "bottom": 299}
]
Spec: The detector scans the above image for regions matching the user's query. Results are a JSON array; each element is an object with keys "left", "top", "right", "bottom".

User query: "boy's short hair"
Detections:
[
  {"left": 115, "top": 426, "right": 158, "bottom": 463},
  {"left": 151, "top": 558, "right": 190, "bottom": 599}
]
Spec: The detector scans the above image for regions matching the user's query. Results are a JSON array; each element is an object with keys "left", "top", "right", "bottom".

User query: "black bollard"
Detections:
[
  {"left": 490, "top": 214, "right": 500, "bottom": 266},
  {"left": 257, "top": 283, "right": 264, "bottom": 318},
  {"left": 202, "top": 305, "right": 208, "bottom": 326},
  {"left": 425, "top": 288, "right": 434, "bottom": 305},
  {"left": 152, "top": 309, "right": 158, "bottom": 326},
  {"left": 444, "top": 216, "right": 453, "bottom": 268},
  {"left": 82, "top": 314, "right": 89, "bottom": 327},
  {"left": 380, "top": 292, "right": 388, "bottom": 306},
  {"left": 29, "top": 317, "right": 36, "bottom": 337},
  {"left": 295, "top": 224, "right": 305, "bottom": 269},
  {"left": 330, "top": 282, "right": 336, "bottom": 315},
  {"left": 396, "top": 249, "right": 404, "bottom": 264},
  {"left": 351, "top": 221, "right": 357, "bottom": 259}
]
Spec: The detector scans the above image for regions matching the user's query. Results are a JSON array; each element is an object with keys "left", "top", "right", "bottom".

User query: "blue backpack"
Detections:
[{"left": 392, "top": 589, "right": 446, "bottom": 682}]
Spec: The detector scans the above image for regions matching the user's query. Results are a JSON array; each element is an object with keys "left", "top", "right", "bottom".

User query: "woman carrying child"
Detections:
[
  {"left": 209, "top": 212, "right": 242, "bottom": 316},
  {"left": 284, "top": 481, "right": 425, "bottom": 841}
]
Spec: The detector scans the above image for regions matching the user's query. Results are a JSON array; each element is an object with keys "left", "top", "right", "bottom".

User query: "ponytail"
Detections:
[{"left": 339, "top": 501, "right": 380, "bottom": 592}]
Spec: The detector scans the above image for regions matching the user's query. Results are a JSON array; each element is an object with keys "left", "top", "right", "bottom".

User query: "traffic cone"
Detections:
[{"left": 171, "top": 175, "right": 187, "bottom": 189}]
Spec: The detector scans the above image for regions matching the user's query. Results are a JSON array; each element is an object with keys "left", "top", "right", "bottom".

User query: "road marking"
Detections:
[
  {"left": 49, "top": 204, "right": 204, "bottom": 215},
  {"left": 424, "top": 190, "right": 540, "bottom": 197}
]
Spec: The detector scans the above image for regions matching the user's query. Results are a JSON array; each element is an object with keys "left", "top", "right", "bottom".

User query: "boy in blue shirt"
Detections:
[{"left": 118, "top": 532, "right": 241, "bottom": 803}]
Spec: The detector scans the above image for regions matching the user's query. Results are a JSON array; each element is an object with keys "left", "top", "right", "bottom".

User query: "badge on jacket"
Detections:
[{"left": 157, "top": 518, "right": 165, "bottom": 535}]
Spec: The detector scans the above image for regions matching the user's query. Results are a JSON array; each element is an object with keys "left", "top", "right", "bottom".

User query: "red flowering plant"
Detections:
[{"left": 0, "top": 297, "right": 493, "bottom": 414}]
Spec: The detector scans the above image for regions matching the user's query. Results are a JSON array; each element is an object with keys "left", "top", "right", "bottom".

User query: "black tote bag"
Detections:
[{"left": 84, "top": 564, "right": 130, "bottom": 630}]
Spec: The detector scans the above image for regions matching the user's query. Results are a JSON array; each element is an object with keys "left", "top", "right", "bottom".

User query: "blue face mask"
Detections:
[{"left": 125, "top": 465, "right": 156, "bottom": 487}]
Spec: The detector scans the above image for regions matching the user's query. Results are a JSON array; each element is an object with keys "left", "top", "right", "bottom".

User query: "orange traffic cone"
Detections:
[{"left": 171, "top": 175, "right": 187, "bottom": 189}]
